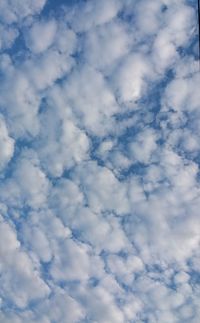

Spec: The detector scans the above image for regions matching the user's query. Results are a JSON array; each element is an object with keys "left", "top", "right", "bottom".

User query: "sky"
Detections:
[{"left": 0, "top": 0, "right": 199, "bottom": 322}]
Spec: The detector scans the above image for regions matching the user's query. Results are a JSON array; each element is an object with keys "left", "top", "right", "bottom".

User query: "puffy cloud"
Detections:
[
  {"left": 83, "top": 20, "right": 131, "bottom": 72},
  {"left": 133, "top": 0, "right": 164, "bottom": 36},
  {"left": 0, "top": 68, "right": 40, "bottom": 138},
  {"left": 50, "top": 238, "right": 91, "bottom": 282},
  {"left": 112, "top": 53, "right": 154, "bottom": 103},
  {"left": 13, "top": 154, "right": 49, "bottom": 208},
  {"left": 0, "top": 0, "right": 46, "bottom": 24},
  {"left": 62, "top": 65, "right": 119, "bottom": 136},
  {"left": 0, "top": 150, "right": 49, "bottom": 209},
  {"left": 70, "top": 207, "right": 129, "bottom": 253},
  {"left": 129, "top": 128, "right": 158, "bottom": 164},
  {"left": 79, "top": 285, "right": 125, "bottom": 323},
  {"left": 72, "top": 161, "right": 130, "bottom": 214},
  {"left": 26, "top": 19, "right": 57, "bottom": 54},
  {"left": 0, "top": 115, "right": 14, "bottom": 171},
  {"left": 0, "top": 217, "right": 50, "bottom": 309},
  {"left": 36, "top": 94, "right": 90, "bottom": 177},
  {"left": 0, "top": 24, "right": 19, "bottom": 51},
  {"left": 36, "top": 287, "right": 85, "bottom": 323},
  {"left": 107, "top": 253, "right": 144, "bottom": 285},
  {"left": 163, "top": 72, "right": 200, "bottom": 113},
  {"left": 67, "top": 0, "right": 122, "bottom": 32}
]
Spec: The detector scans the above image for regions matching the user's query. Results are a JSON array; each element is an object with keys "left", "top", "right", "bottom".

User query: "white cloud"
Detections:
[
  {"left": 26, "top": 19, "right": 57, "bottom": 54},
  {"left": 36, "top": 94, "right": 90, "bottom": 177},
  {"left": 72, "top": 161, "right": 130, "bottom": 214},
  {"left": 84, "top": 20, "right": 131, "bottom": 72},
  {"left": 133, "top": 0, "right": 164, "bottom": 36},
  {"left": 37, "top": 287, "right": 85, "bottom": 323},
  {"left": 23, "top": 49, "right": 75, "bottom": 91},
  {"left": 129, "top": 128, "right": 158, "bottom": 164},
  {"left": 13, "top": 152, "right": 49, "bottom": 209},
  {"left": 62, "top": 65, "right": 119, "bottom": 136},
  {"left": 0, "top": 150, "right": 49, "bottom": 209},
  {"left": 22, "top": 225, "right": 52, "bottom": 263},
  {"left": 0, "top": 218, "right": 50, "bottom": 309},
  {"left": 76, "top": 284, "right": 125, "bottom": 323},
  {"left": 70, "top": 207, "right": 129, "bottom": 253},
  {"left": 163, "top": 72, "right": 200, "bottom": 113},
  {"left": 0, "top": 69, "right": 40, "bottom": 138},
  {"left": 0, "top": 115, "right": 14, "bottom": 171},
  {"left": 50, "top": 238, "right": 91, "bottom": 282},
  {"left": 112, "top": 53, "right": 154, "bottom": 103},
  {"left": 54, "top": 25, "right": 77, "bottom": 55},
  {"left": 0, "top": 0, "right": 47, "bottom": 24},
  {"left": 67, "top": 0, "right": 122, "bottom": 32},
  {"left": 0, "top": 24, "right": 19, "bottom": 51}
]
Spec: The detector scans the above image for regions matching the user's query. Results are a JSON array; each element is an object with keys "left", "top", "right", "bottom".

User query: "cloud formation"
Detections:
[{"left": 0, "top": 0, "right": 199, "bottom": 322}]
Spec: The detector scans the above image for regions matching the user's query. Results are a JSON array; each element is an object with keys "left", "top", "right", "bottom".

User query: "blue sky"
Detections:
[{"left": 0, "top": 0, "right": 199, "bottom": 322}]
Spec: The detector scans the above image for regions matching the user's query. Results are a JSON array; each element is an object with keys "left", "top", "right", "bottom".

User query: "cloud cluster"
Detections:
[{"left": 0, "top": 0, "right": 199, "bottom": 322}]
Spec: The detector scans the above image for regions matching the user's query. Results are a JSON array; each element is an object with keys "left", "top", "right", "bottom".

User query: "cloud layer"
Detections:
[{"left": 0, "top": 0, "right": 199, "bottom": 322}]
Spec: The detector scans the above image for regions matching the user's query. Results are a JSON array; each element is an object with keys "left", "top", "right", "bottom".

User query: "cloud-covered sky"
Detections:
[{"left": 0, "top": 0, "right": 199, "bottom": 322}]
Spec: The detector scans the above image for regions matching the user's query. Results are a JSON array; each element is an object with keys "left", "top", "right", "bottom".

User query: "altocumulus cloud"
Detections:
[{"left": 0, "top": 0, "right": 199, "bottom": 322}]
